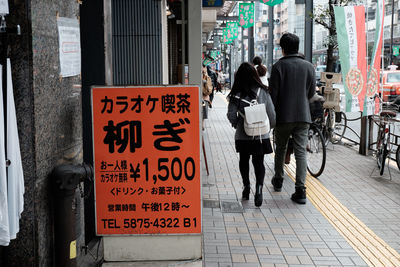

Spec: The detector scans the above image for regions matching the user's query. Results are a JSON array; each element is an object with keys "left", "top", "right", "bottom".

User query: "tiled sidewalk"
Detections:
[{"left": 201, "top": 93, "right": 400, "bottom": 266}]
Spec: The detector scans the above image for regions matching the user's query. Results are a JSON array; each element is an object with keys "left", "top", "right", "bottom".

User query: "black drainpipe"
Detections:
[{"left": 51, "top": 163, "right": 93, "bottom": 267}]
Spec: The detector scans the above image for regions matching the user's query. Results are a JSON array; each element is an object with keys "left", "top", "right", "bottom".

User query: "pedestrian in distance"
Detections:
[
  {"left": 269, "top": 33, "right": 316, "bottom": 204},
  {"left": 202, "top": 66, "right": 213, "bottom": 130},
  {"left": 252, "top": 56, "right": 269, "bottom": 86},
  {"left": 227, "top": 62, "right": 276, "bottom": 207},
  {"left": 216, "top": 70, "right": 225, "bottom": 93},
  {"left": 206, "top": 65, "right": 218, "bottom": 105}
]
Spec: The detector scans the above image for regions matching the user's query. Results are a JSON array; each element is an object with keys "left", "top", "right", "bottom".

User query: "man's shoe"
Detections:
[
  {"left": 242, "top": 185, "right": 250, "bottom": 200},
  {"left": 254, "top": 185, "right": 263, "bottom": 207},
  {"left": 291, "top": 187, "right": 306, "bottom": 204},
  {"left": 271, "top": 176, "right": 283, "bottom": 192}
]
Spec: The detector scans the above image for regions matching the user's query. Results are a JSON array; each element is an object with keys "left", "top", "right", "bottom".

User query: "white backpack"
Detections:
[{"left": 234, "top": 88, "right": 270, "bottom": 138}]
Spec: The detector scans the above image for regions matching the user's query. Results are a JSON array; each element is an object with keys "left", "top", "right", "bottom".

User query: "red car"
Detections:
[{"left": 381, "top": 70, "right": 400, "bottom": 102}]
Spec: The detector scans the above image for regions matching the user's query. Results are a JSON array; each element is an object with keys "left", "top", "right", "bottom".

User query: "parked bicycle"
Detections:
[
  {"left": 272, "top": 122, "right": 326, "bottom": 178},
  {"left": 306, "top": 122, "right": 326, "bottom": 177},
  {"left": 310, "top": 94, "right": 347, "bottom": 147},
  {"left": 321, "top": 109, "right": 347, "bottom": 146},
  {"left": 315, "top": 72, "right": 347, "bottom": 146},
  {"left": 370, "top": 95, "right": 400, "bottom": 176}
]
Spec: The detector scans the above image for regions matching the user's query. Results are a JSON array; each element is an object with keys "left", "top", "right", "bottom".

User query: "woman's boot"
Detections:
[
  {"left": 254, "top": 184, "right": 263, "bottom": 207},
  {"left": 242, "top": 185, "right": 250, "bottom": 200}
]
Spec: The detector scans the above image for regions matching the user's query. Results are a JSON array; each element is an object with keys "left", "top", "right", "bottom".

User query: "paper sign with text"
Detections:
[{"left": 92, "top": 86, "right": 201, "bottom": 235}]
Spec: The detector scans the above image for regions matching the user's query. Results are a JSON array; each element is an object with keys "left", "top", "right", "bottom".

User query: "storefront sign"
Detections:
[
  {"left": 92, "top": 86, "right": 201, "bottom": 235},
  {"left": 202, "top": 0, "right": 224, "bottom": 7}
]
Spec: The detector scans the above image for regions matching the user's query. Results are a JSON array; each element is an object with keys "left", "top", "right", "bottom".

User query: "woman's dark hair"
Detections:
[
  {"left": 252, "top": 56, "right": 262, "bottom": 66},
  {"left": 256, "top": 65, "right": 267, "bottom": 77},
  {"left": 252, "top": 56, "right": 267, "bottom": 77},
  {"left": 280, "top": 33, "right": 299, "bottom": 55},
  {"left": 228, "top": 62, "right": 267, "bottom": 99}
]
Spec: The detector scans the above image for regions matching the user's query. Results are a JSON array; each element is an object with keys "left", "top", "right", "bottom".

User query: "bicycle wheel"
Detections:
[
  {"left": 306, "top": 125, "right": 326, "bottom": 177},
  {"left": 396, "top": 145, "right": 400, "bottom": 171},
  {"left": 323, "top": 110, "right": 333, "bottom": 147},
  {"left": 332, "top": 112, "right": 347, "bottom": 144},
  {"left": 377, "top": 144, "right": 388, "bottom": 175}
]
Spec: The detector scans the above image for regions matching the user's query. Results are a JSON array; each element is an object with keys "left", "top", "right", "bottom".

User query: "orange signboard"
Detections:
[{"left": 91, "top": 86, "right": 201, "bottom": 235}]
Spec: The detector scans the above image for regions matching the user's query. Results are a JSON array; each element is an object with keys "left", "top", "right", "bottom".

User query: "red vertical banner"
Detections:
[
  {"left": 335, "top": 6, "right": 367, "bottom": 112},
  {"left": 91, "top": 86, "right": 201, "bottom": 235},
  {"left": 354, "top": 6, "right": 367, "bottom": 112},
  {"left": 365, "top": 0, "right": 385, "bottom": 115}
]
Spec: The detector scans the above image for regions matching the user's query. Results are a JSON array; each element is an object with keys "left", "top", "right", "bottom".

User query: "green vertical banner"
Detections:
[
  {"left": 227, "top": 22, "right": 239, "bottom": 41},
  {"left": 239, "top": 3, "right": 254, "bottom": 28},
  {"left": 259, "top": 0, "right": 284, "bottom": 6},
  {"left": 223, "top": 28, "right": 233, "bottom": 44},
  {"left": 223, "top": 22, "right": 239, "bottom": 44},
  {"left": 210, "top": 50, "right": 218, "bottom": 60},
  {"left": 334, "top": 6, "right": 367, "bottom": 113}
]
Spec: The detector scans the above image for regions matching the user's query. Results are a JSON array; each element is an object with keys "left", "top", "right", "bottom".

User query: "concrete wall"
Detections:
[
  {"left": 1, "top": 0, "right": 94, "bottom": 266},
  {"left": 32, "top": 2, "right": 83, "bottom": 265}
]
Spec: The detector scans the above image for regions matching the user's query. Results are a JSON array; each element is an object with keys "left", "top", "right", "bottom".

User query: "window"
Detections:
[{"left": 387, "top": 72, "right": 400, "bottom": 83}]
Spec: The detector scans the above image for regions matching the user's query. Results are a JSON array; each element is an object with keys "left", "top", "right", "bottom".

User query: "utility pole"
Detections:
[
  {"left": 249, "top": 26, "right": 254, "bottom": 62},
  {"left": 390, "top": 0, "right": 395, "bottom": 65},
  {"left": 267, "top": 6, "right": 274, "bottom": 70},
  {"left": 241, "top": 27, "right": 245, "bottom": 63},
  {"left": 304, "top": 0, "right": 313, "bottom": 62}
]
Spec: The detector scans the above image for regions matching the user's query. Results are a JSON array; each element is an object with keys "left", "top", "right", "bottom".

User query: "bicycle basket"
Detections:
[{"left": 322, "top": 87, "right": 341, "bottom": 111}]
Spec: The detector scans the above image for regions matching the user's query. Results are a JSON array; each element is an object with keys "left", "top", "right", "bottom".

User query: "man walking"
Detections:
[{"left": 269, "top": 33, "right": 316, "bottom": 204}]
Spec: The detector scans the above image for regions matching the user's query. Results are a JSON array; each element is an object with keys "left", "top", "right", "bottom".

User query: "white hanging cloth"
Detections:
[
  {"left": 6, "top": 59, "right": 24, "bottom": 240},
  {"left": 0, "top": 64, "right": 10, "bottom": 246}
]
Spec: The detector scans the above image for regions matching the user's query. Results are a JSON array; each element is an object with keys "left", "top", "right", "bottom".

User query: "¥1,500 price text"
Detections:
[
  {"left": 100, "top": 157, "right": 197, "bottom": 184},
  {"left": 101, "top": 217, "right": 198, "bottom": 229}
]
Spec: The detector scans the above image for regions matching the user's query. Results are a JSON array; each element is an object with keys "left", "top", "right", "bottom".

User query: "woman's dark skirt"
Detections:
[{"left": 235, "top": 139, "right": 273, "bottom": 155}]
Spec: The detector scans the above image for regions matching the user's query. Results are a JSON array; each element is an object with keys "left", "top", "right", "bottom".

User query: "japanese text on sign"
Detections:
[{"left": 92, "top": 86, "right": 201, "bottom": 235}]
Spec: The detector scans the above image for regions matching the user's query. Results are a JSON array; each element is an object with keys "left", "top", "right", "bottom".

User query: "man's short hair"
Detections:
[{"left": 280, "top": 33, "right": 299, "bottom": 55}]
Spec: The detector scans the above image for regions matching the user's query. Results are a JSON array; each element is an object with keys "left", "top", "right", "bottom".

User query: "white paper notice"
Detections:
[
  {"left": 57, "top": 17, "right": 81, "bottom": 77},
  {"left": 0, "top": 0, "right": 9, "bottom": 15}
]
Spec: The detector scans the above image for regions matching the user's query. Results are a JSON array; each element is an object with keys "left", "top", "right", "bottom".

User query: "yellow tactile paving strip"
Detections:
[
  {"left": 285, "top": 163, "right": 400, "bottom": 267},
  {"left": 220, "top": 93, "right": 400, "bottom": 265}
]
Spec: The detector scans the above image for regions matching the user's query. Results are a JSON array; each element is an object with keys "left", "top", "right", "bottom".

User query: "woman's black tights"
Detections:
[{"left": 239, "top": 153, "right": 265, "bottom": 187}]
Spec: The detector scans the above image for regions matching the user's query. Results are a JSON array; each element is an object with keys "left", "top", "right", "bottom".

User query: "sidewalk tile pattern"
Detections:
[{"left": 201, "top": 94, "right": 400, "bottom": 266}]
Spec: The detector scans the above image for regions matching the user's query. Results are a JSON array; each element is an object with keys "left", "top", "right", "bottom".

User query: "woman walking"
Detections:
[
  {"left": 227, "top": 63, "right": 275, "bottom": 207},
  {"left": 252, "top": 56, "right": 269, "bottom": 86}
]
